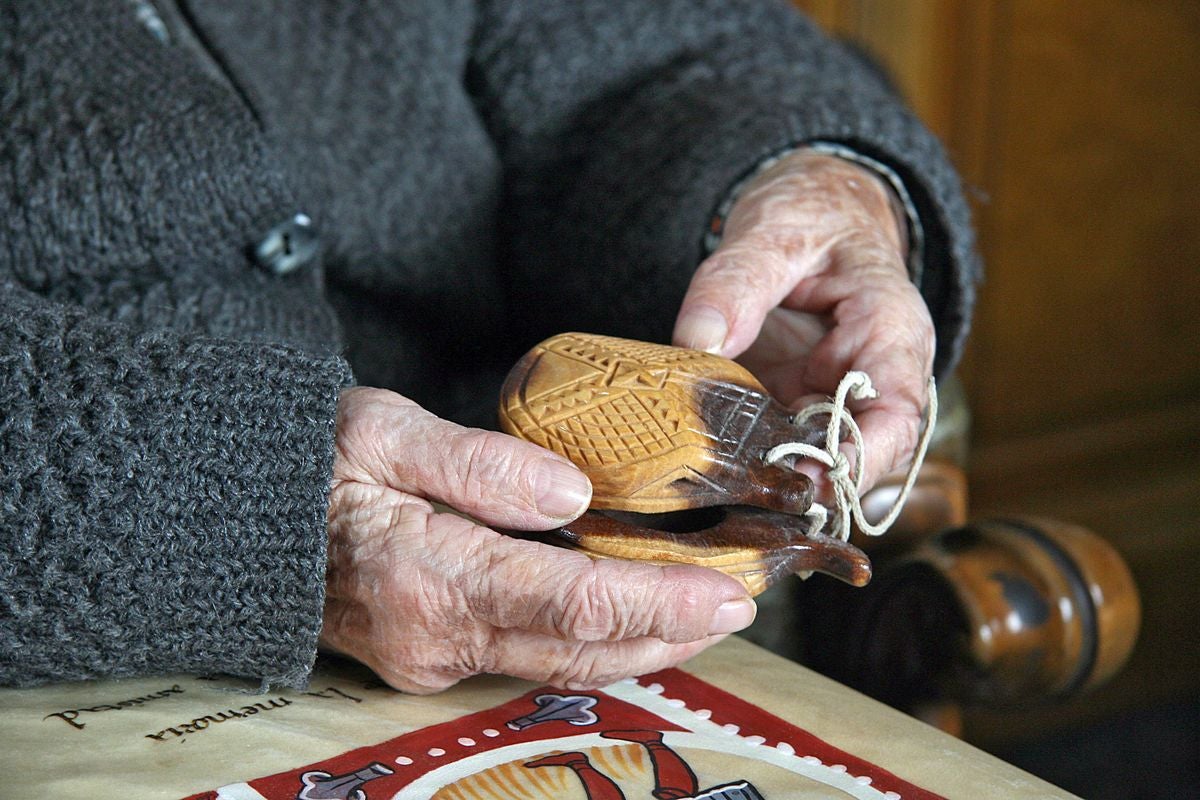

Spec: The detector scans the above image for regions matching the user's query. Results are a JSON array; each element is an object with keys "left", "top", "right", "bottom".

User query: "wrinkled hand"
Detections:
[
  {"left": 674, "top": 149, "right": 935, "bottom": 492},
  {"left": 320, "top": 387, "right": 756, "bottom": 694}
]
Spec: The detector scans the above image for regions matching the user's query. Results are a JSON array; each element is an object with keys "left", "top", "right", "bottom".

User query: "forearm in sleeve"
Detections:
[{"left": 0, "top": 283, "right": 353, "bottom": 689}]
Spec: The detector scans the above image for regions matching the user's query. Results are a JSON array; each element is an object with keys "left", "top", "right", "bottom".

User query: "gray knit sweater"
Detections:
[{"left": 0, "top": 0, "right": 979, "bottom": 688}]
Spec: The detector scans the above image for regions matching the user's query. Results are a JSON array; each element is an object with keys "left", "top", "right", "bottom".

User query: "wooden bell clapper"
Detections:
[{"left": 499, "top": 333, "right": 937, "bottom": 596}]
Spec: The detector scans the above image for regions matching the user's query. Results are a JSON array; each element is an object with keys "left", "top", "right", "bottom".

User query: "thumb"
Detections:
[{"left": 673, "top": 243, "right": 796, "bottom": 358}]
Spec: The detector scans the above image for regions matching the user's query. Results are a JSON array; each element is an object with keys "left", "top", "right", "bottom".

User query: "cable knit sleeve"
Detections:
[
  {"left": 469, "top": 0, "right": 980, "bottom": 377},
  {"left": 0, "top": 282, "right": 352, "bottom": 689},
  {"left": 0, "top": 2, "right": 352, "bottom": 688}
]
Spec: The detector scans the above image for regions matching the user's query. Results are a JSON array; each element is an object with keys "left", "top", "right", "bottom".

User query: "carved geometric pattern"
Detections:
[{"left": 500, "top": 333, "right": 775, "bottom": 511}]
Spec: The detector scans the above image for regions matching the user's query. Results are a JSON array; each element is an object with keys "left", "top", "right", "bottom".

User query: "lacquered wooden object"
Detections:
[
  {"left": 557, "top": 508, "right": 872, "bottom": 596},
  {"left": 500, "top": 333, "right": 871, "bottom": 596},
  {"left": 500, "top": 333, "right": 815, "bottom": 515},
  {"left": 920, "top": 517, "right": 1141, "bottom": 703},
  {"left": 802, "top": 516, "right": 1141, "bottom": 707},
  {"left": 857, "top": 460, "right": 969, "bottom": 550}
]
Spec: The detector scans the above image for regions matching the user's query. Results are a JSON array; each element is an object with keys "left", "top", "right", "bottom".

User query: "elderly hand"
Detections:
[
  {"left": 320, "top": 387, "right": 756, "bottom": 694},
  {"left": 674, "top": 149, "right": 935, "bottom": 494}
]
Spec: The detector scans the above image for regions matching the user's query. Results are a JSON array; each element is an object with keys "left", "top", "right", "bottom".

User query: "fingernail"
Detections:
[
  {"left": 535, "top": 461, "right": 592, "bottom": 520},
  {"left": 676, "top": 305, "right": 729, "bottom": 354},
  {"left": 709, "top": 598, "right": 757, "bottom": 634}
]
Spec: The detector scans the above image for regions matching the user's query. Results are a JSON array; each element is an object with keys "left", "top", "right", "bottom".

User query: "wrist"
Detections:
[
  {"left": 802, "top": 143, "right": 917, "bottom": 266},
  {"left": 755, "top": 149, "right": 907, "bottom": 254},
  {"left": 707, "top": 144, "right": 922, "bottom": 282}
]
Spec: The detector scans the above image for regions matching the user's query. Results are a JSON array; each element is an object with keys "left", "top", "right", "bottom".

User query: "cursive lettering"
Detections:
[
  {"left": 44, "top": 685, "right": 185, "bottom": 730},
  {"left": 145, "top": 696, "right": 292, "bottom": 742},
  {"left": 303, "top": 686, "right": 363, "bottom": 703}
]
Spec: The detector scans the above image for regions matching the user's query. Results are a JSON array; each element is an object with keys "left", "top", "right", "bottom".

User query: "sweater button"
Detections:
[{"left": 252, "top": 214, "right": 319, "bottom": 275}]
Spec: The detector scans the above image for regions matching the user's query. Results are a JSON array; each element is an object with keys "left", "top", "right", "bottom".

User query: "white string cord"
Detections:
[{"left": 763, "top": 372, "right": 938, "bottom": 542}]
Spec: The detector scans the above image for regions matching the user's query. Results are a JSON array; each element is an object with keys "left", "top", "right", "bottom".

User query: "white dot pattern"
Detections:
[{"left": 384, "top": 682, "right": 910, "bottom": 799}]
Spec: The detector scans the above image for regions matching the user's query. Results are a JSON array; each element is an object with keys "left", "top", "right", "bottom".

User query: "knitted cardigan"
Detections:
[{"left": 0, "top": 0, "right": 979, "bottom": 688}]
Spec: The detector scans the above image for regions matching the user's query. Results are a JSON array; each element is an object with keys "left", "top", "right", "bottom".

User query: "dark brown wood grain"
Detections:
[
  {"left": 554, "top": 508, "right": 871, "bottom": 597},
  {"left": 802, "top": 516, "right": 1140, "bottom": 708}
]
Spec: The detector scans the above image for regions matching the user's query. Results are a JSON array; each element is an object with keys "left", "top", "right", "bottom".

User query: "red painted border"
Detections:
[
  {"left": 639, "top": 668, "right": 945, "bottom": 800},
  {"left": 184, "top": 668, "right": 944, "bottom": 799},
  {"left": 249, "top": 686, "right": 683, "bottom": 799}
]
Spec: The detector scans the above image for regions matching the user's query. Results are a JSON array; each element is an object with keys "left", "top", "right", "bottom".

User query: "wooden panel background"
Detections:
[{"left": 793, "top": 0, "right": 1200, "bottom": 748}]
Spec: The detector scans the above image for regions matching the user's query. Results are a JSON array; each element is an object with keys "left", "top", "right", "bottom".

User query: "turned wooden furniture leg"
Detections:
[
  {"left": 852, "top": 455, "right": 970, "bottom": 734},
  {"left": 798, "top": 516, "right": 1140, "bottom": 716}
]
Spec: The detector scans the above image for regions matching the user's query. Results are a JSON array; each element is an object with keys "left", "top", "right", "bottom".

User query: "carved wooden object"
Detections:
[
  {"left": 500, "top": 333, "right": 870, "bottom": 595},
  {"left": 557, "top": 509, "right": 871, "bottom": 596},
  {"left": 500, "top": 333, "right": 815, "bottom": 515}
]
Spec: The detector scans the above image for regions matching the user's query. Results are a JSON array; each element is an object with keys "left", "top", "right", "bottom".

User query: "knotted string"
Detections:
[{"left": 763, "top": 372, "right": 938, "bottom": 542}]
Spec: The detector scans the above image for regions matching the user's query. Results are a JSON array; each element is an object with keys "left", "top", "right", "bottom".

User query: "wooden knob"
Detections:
[
  {"left": 921, "top": 517, "right": 1140, "bottom": 701},
  {"left": 797, "top": 517, "right": 1140, "bottom": 708}
]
